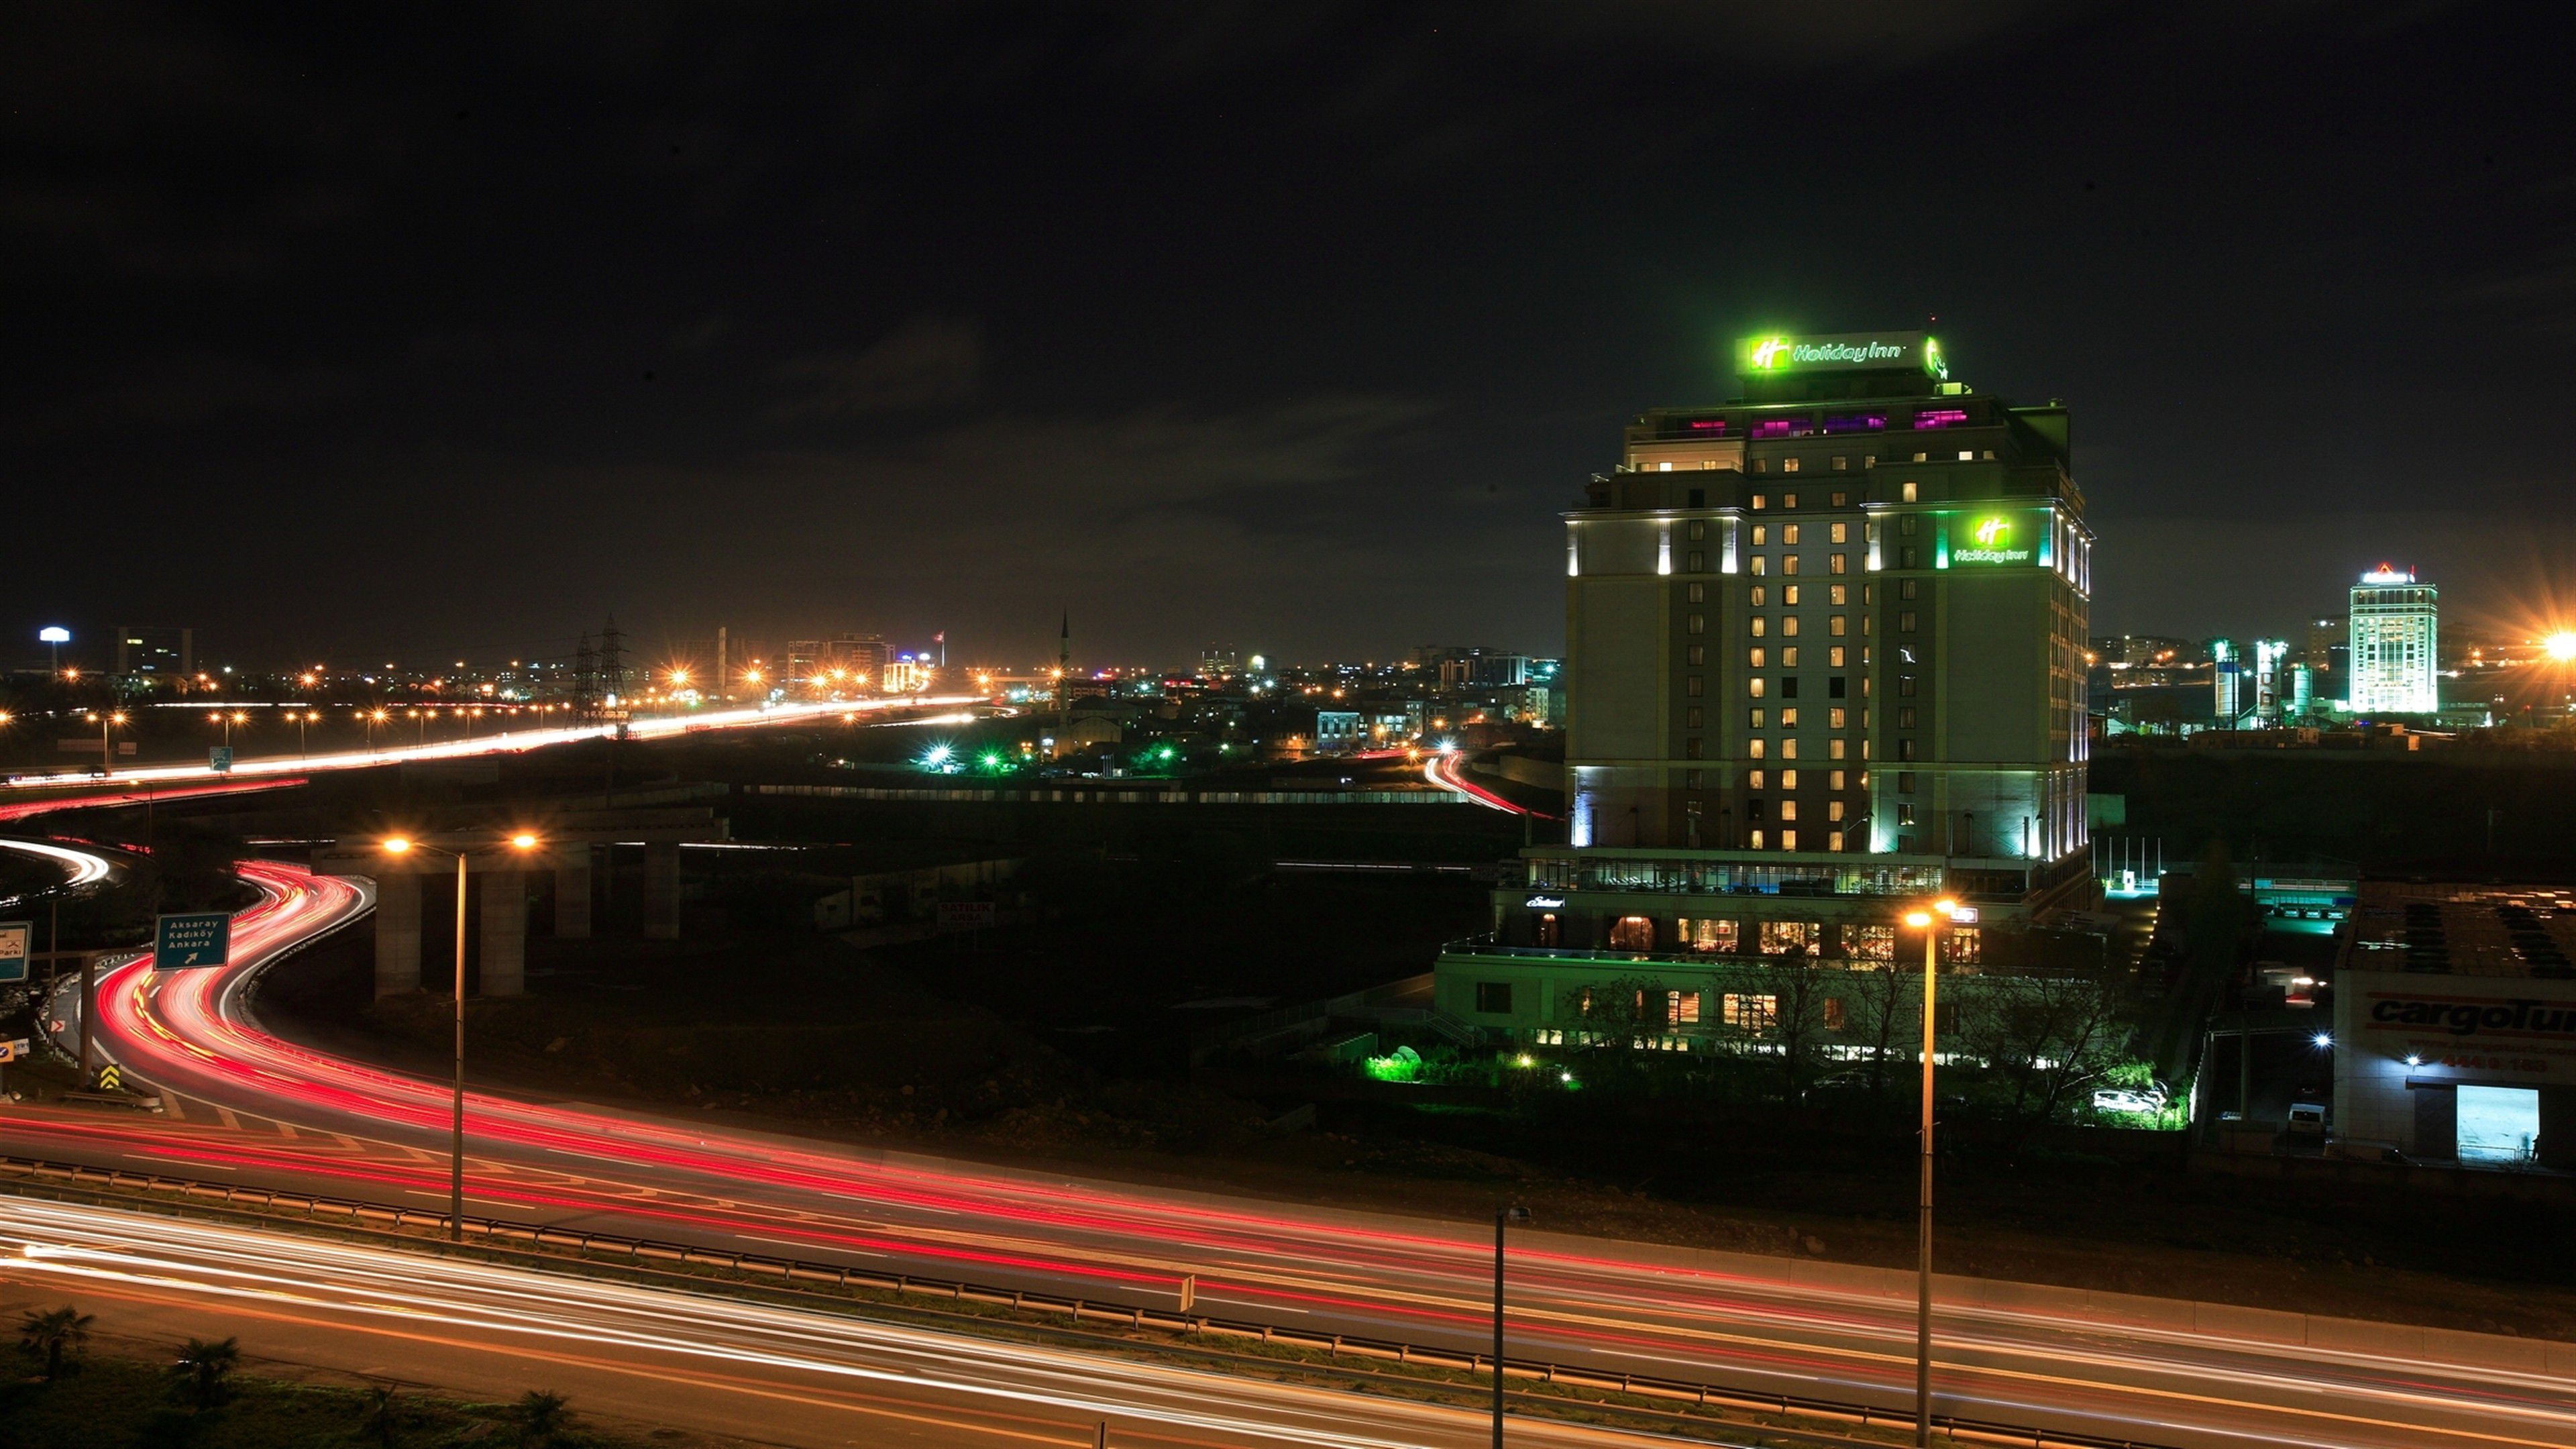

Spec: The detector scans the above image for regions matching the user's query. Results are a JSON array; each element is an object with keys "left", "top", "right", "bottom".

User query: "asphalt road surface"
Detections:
[{"left": 6, "top": 846, "right": 2573, "bottom": 1449}]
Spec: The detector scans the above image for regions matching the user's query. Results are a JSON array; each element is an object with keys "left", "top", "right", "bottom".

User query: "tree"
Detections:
[
  {"left": 1959, "top": 967, "right": 2131, "bottom": 1121},
  {"left": 17, "top": 1304, "right": 93, "bottom": 1380},
  {"left": 513, "top": 1388, "right": 573, "bottom": 1447},
  {"left": 1740, "top": 953, "right": 1833, "bottom": 1102},
  {"left": 1841, "top": 960, "right": 1914, "bottom": 1105},
  {"left": 361, "top": 1383, "right": 403, "bottom": 1448},
  {"left": 167, "top": 1336, "right": 239, "bottom": 1409}
]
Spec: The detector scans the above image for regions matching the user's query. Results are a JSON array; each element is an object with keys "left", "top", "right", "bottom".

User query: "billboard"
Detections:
[
  {"left": 0, "top": 921, "right": 28, "bottom": 984},
  {"left": 1736, "top": 331, "right": 1947, "bottom": 380}
]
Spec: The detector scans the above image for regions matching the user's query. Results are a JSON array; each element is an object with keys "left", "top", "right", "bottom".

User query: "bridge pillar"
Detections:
[
  {"left": 374, "top": 871, "right": 422, "bottom": 998},
  {"left": 553, "top": 852, "right": 592, "bottom": 939},
  {"left": 479, "top": 868, "right": 527, "bottom": 997},
  {"left": 643, "top": 841, "right": 682, "bottom": 941}
]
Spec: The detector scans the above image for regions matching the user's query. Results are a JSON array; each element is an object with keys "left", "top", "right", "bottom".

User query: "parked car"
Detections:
[
  {"left": 2286, "top": 1102, "right": 2328, "bottom": 1136},
  {"left": 2092, "top": 1087, "right": 2163, "bottom": 1115}
]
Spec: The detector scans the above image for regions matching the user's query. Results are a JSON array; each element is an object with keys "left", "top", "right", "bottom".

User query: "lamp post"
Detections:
[
  {"left": 1900, "top": 896, "right": 1961, "bottom": 1448},
  {"left": 86, "top": 710, "right": 127, "bottom": 776},
  {"left": 1492, "top": 1204, "right": 1529, "bottom": 1448},
  {"left": 379, "top": 831, "right": 540, "bottom": 1240}
]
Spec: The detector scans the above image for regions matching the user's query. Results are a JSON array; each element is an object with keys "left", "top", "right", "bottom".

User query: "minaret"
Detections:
[{"left": 1057, "top": 611, "right": 1071, "bottom": 756}]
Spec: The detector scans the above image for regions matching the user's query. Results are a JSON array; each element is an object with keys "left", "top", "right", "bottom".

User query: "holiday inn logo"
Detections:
[
  {"left": 1953, "top": 514, "right": 2035, "bottom": 566},
  {"left": 1749, "top": 336, "right": 1790, "bottom": 370},
  {"left": 1972, "top": 516, "right": 2008, "bottom": 547}
]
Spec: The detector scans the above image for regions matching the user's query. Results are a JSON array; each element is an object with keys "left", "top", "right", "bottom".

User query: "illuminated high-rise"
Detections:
[
  {"left": 2347, "top": 566, "right": 2438, "bottom": 714},
  {"left": 1436, "top": 332, "right": 2095, "bottom": 1032}
]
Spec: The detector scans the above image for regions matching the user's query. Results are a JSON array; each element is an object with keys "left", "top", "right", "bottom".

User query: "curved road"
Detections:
[{"left": 7, "top": 851, "right": 2574, "bottom": 1449}]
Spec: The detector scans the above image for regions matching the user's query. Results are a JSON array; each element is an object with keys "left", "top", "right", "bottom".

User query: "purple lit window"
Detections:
[
  {"left": 1911, "top": 408, "right": 1968, "bottom": 430},
  {"left": 1752, "top": 418, "right": 1814, "bottom": 439},
  {"left": 1822, "top": 413, "right": 1887, "bottom": 433}
]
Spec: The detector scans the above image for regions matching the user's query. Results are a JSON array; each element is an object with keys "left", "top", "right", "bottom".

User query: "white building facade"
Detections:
[{"left": 2346, "top": 566, "right": 2437, "bottom": 714}]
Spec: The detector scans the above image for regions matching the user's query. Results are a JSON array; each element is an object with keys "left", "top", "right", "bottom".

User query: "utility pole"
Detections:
[{"left": 1057, "top": 611, "right": 1071, "bottom": 761}]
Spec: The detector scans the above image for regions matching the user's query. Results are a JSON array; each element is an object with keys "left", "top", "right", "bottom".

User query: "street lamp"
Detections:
[
  {"left": 1493, "top": 1204, "right": 1529, "bottom": 1448},
  {"left": 379, "top": 830, "right": 541, "bottom": 1240},
  {"left": 1900, "top": 895, "right": 1962, "bottom": 1448},
  {"left": 85, "top": 710, "right": 128, "bottom": 774}
]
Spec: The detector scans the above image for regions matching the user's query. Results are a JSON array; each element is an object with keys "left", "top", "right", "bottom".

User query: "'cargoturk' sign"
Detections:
[{"left": 2367, "top": 994, "right": 2576, "bottom": 1038}]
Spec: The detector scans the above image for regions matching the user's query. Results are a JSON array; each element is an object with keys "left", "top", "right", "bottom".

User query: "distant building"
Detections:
[
  {"left": 2304, "top": 615, "right": 2347, "bottom": 676},
  {"left": 115, "top": 625, "right": 192, "bottom": 680},
  {"left": 2347, "top": 566, "right": 2438, "bottom": 714},
  {"left": 1199, "top": 644, "right": 1241, "bottom": 676},
  {"left": 1314, "top": 710, "right": 1363, "bottom": 753},
  {"left": 2332, "top": 879, "right": 2576, "bottom": 1169}
]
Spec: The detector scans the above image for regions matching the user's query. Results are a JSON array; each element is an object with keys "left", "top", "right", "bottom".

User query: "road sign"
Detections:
[
  {"left": 936, "top": 901, "right": 997, "bottom": 933},
  {"left": 209, "top": 745, "right": 233, "bottom": 773},
  {"left": 96, "top": 1064, "right": 121, "bottom": 1092},
  {"left": 0, "top": 920, "right": 28, "bottom": 984},
  {"left": 0, "top": 1039, "right": 30, "bottom": 1063},
  {"left": 154, "top": 912, "right": 232, "bottom": 969}
]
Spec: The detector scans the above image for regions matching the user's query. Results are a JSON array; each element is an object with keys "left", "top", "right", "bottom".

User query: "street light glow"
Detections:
[
  {"left": 509, "top": 833, "right": 539, "bottom": 849},
  {"left": 2548, "top": 632, "right": 2576, "bottom": 661},
  {"left": 382, "top": 837, "right": 413, "bottom": 853}
]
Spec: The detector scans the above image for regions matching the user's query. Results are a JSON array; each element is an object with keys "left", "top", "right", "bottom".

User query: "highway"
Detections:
[
  {"left": 6, "top": 844, "right": 2575, "bottom": 1448},
  {"left": 0, "top": 694, "right": 984, "bottom": 794},
  {"left": 1425, "top": 751, "right": 1554, "bottom": 818},
  {"left": 0, "top": 1195, "right": 1690, "bottom": 1449}
]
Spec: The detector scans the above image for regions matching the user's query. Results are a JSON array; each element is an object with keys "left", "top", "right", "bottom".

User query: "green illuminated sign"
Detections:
[
  {"left": 1735, "top": 331, "right": 1947, "bottom": 379},
  {"left": 1943, "top": 511, "right": 2043, "bottom": 568}
]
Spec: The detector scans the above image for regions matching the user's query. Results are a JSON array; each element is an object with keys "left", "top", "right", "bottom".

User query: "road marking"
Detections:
[
  {"left": 273, "top": 1120, "right": 299, "bottom": 1140},
  {"left": 214, "top": 1105, "right": 241, "bottom": 1131},
  {"left": 160, "top": 1095, "right": 186, "bottom": 1122},
  {"left": 123, "top": 1154, "right": 233, "bottom": 1172},
  {"left": 1194, "top": 1296, "right": 1303, "bottom": 1313}
]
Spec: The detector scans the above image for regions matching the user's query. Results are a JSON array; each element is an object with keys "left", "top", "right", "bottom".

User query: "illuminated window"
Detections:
[
  {"left": 1686, "top": 918, "right": 1738, "bottom": 953},
  {"left": 1782, "top": 494, "right": 1798, "bottom": 508},
  {"left": 1752, "top": 494, "right": 1768, "bottom": 509},
  {"left": 1780, "top": 737, "right": 1799, "bottom": 759},
  {"left": 1784, "top": 457, "right": 1801, "bottom": 473},
  {"left": 1832, "top": 457, "right": 1847, "bottom": 471},
  {"left": 1830, "top": 614, "right": 1847, "bottom": 637},
  {"left": 1949, "top": 927, "right": 1982, "bottom": 965},
  {"left": 1828, "top": 798, "right": 1845, "bottom": 820},
  {"left": 1828, "top": 737, "right": 1847, "bottom": 760},
  {"left": 1829, "top": 552, "right": 1848, "bottom": 575},
  {"left": 1824, "top": 997, "right": 1847, "bottom": 1030},
  {"left": 1847, "top": 925, "right": 1894, "bottom": 962},
  {"left": 1829, "top": 707, "right": 1847, "bottom": 729},
  {"left": 1782, "top": 584, "right": 1801, "bottom": 605},
  {"left": 1750, "top": 555, "right": 1767, "bottom": 576},
  {"left": 1830, "top": 523, "right": 1849, "bottom": 544},
  {"left": 1748, "top": 769, "right": 1766, "bottom": 789},
  {"left": 1828, "top": 769, "right": 1845, "bottom": 790},
  {"left": 1782, "top": 616, "right": 1800, "bottom": 637},
  {"left": 1751, "top": 525, "right": 1768, "bottom": 546},
  {"left": 1748, "top": 708, "right": 1766, "bottom": 729},
  {"left": 1749, "top": 828, "right": 1766, "bottom": 848},
  {"left": 1911, "top": 453, "right": 1928, "bottom": 464},
  {"left": 1830, "top": 584, "right": 1848, "bottom": 605},
  {"left": 1897, "top": 803, "right": 1917, "bottom": 825},
  {"left": 1779, "top": 799, "right": 1798, "bottom": 821},
  {"left": 1831, "top": 491, "right": 1849, "bottom": 506},
  {"left": 1668, "top": 990, "right": 1702, "bottom": 1024},
  {"left": 1687, "top": 613, "right": 1705, "bottom": 634},
  {"left": 1781, "top": 647, "right": 1799, "bottom": 667},
  {"left": 1609, "top": 916, "right": 1656, "bottom": 951},
  {"left": 1724, "top": 992, "right": 1779, "bottom": 1030},
  {"left": 1780, "top": 769, "right": 1797, "bottom": 788},
  {"left": 1754, "top": 458, "right": 1767, "bottom": 472},
  {"left": 1747, "top": 676, "right": 1764, "bottom": 698},
  {"left": 1749, "top": 739, "right": 1766, "bottom": 759},
  {"left": 1780, "top": 708, "right": 1799, "bottom": 728},
  {"left": 1828, "top": 830, "right": 1845, "bottom": 851},
  {"left": 1902, "top": 481, "right": 1919, "bottom": 502},
  {"left": 1748, "top": 647, "right": 1766, "bottom": 667},
  {"left": 1751, "top": 616, "right": 1768, "bottom": 638},
  {"left": 1829, "top": 646, "right": 1846, "bottom": 667},
  {"left": 1782, "top": 554, "right": 1800, "bottom": 576},
  {"left": 1782, "top": 525, "right": 1801, "bottom": 545}
]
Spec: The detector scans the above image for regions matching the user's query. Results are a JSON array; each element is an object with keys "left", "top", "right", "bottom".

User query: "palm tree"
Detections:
[
  {"left": 17, "top": 1305, "right": 94, "bottom": 1380},
  {"left": 168, "top": 1336, "right": 240, "bottom": 1409},
  {"left": 513, "top": 1388, "right": 571, "bottom": 1446},
  {"left": 360, "top": 1383, "right": 402, "bottom": 1448}
]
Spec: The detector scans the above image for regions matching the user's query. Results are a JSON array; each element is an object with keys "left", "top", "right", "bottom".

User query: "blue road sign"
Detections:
[
  {"left": 154, "top": 912, "right": 232, "bottom": 970},
  {"left": 0, "top": 920, "right": 29, "bottom": 983},
  {"left": 209, "top": 745, "right": 233, "bottom": 773}
]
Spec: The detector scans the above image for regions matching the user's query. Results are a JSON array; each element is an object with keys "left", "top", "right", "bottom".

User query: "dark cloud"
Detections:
[{"left": 3, "top": 1, "right": 2573, "bottom": 664}]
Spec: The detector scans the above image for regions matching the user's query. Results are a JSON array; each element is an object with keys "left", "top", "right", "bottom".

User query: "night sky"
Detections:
[{"left": 9, "top": 3, "right": 2574, "bottom": 671}]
